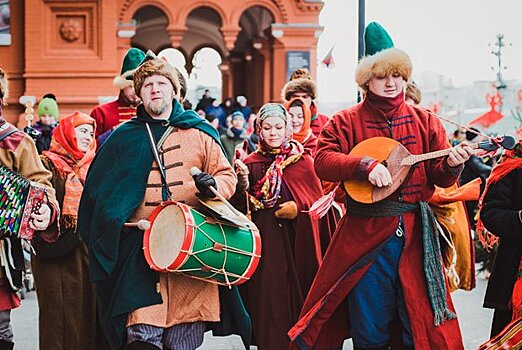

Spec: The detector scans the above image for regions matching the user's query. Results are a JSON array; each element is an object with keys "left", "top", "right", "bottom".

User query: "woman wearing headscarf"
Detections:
[
  {"left": 285, "top": 97, "right": 317, "bottom": 155},
  {"left": 31, "top": 112, "right": 108, "bottom": 350},
  {"left": 232, "top": 103, "right": 333, "bottom": 350}
]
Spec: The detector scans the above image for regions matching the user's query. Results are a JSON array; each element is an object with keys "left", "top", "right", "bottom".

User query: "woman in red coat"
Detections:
[{"left": 233, "top": 103, "right": 332, "bottom": 350}]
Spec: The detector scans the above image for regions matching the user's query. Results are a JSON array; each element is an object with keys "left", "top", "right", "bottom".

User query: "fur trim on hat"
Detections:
[
  {"left": 355, "top": 48, "right": 412, "bottom": 91},
  {"left": 113, "top": 70, "right": 134, "bottom": 90},
  {"left": 0, "top": 66, "right": 8, "bottom": 106},
  {"left": 133, "top": 59, "right": 181, "bottom": 100},
  {"left": 282, "top": 78, "right": 317, "bottom": 101}
]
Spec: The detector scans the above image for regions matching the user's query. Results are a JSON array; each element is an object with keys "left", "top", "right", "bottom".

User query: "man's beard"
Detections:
[{"left": 148, "top": 99, "right": 169, "bottom": 116}]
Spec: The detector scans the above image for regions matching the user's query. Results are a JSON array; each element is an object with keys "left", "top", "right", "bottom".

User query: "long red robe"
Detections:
[
  {"left": 289, "top": 96, "right": 465, "bottom": 349},
  {"left": 239, "top": 151, "right": 333, "bottom": 350},
  {"left": 310, "top": 112, "right": 330, "bottom": 138},
  {"left": 89, "top": 93, "right": 137, "bottom": 139}
]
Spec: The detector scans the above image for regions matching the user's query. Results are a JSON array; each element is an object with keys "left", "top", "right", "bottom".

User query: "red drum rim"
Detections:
[
  {"left": 234, "top": 222, "right": 262, "bottom": 285},
  {"left": 143, "top": 201, "right": 196, "bottom": 272}
]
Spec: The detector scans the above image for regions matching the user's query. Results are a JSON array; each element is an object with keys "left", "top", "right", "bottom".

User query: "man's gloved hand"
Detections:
[
  {"left": 193, "top": 171, "right": 217, "bottom": 198},
  {"left": 274, "top": 201, "right": 298, "bottom": 220}
]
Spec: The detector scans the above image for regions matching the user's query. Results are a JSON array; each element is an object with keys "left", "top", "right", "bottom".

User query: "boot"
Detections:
[
  {"left": 0, "top": 340, "right": 14, "bottom": 350},
  {"left": 125, "top": 341, "right": 161, "bottom": 350}
]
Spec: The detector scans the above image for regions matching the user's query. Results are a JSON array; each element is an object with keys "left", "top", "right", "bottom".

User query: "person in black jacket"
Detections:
[
  {"left": 460, "top": 128, "right": 492, "bottom": 229},
  {"left": 480, "top": 141, "right": 522, "bottom": 337}
]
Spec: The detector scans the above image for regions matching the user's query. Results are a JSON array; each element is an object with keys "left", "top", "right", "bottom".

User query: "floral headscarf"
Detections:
[{"left": 250, "top": 103, "right": 303, "bottom": 210}]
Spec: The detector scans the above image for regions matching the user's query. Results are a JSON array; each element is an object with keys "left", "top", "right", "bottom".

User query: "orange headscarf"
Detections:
[
  {"left": 43, "top": 112, "right": 96, "bottom": 225},
  {"left": 285, "top": 97, "right": 312, "bottom": 144}
]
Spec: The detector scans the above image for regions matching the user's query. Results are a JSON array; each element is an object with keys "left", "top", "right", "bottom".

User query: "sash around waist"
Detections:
[{"left": 345, "top": 200, "right": 418, "bottom": 217}]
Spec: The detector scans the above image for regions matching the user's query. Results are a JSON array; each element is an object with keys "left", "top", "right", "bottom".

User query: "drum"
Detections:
[
  {"left": 143, "top": 201, "right": 261, "bottom": 287},
  {"left": 0, "top": 165, "right": 46, "bottom": 240}
]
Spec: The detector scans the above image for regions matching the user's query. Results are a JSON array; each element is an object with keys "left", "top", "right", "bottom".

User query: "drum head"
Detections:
[{"left": 149, "top": 204, "right": 187, "bottom": 270}]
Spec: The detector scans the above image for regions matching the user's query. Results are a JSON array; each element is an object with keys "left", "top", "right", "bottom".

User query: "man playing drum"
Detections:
[{"left": 78, "top": 53, "right": 248, "bottom": 350}]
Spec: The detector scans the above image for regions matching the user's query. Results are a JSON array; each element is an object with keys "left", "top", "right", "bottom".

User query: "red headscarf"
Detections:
[
  {"left": 285, "top": 97, "right": 312, "bottom": 144},
  {"left": 43, "top": 112, "right": 96, "bottom": 224}
]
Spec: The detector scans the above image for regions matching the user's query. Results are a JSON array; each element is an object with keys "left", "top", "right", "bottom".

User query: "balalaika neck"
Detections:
[{"left": 401, "top": 142, "right": 479, "bottom": 166}]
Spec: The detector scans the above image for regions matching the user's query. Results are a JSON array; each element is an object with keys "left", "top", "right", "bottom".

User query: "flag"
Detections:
[{"left": 321, "top": 46, "right": 335, "bottom": 68}]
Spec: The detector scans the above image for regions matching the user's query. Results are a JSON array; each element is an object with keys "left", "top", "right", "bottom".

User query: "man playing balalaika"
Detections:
[{"left": 289, "top": 22, "right": 473, "bottom": 350}]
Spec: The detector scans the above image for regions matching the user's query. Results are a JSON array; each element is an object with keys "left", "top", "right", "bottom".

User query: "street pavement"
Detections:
[{"left": 12, "top": 271, "right": 493, "bottom": 350}]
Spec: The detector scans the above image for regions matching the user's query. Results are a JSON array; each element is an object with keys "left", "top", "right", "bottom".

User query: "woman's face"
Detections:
[
  {"left": 289, "top": 106, "right": 304, "bottom": 133},
  {"left": 75, "top": 123, "right": 94, "bottom": 153},
  {"left": 260, "top": 116, "right": 286, "bottom": 149}
]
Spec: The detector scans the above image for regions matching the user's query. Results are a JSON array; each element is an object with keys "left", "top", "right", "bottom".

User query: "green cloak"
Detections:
[{"left": 78, "top": 100, "right": 250, "bottom": 349}]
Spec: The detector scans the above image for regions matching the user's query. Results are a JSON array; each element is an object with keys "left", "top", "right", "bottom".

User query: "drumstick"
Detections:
[
  {"left": 189, "top": 167, "right": 244, "bottom": 217},
  {"left": 124, "top": 219, "right": 151, "bottom": 230}
]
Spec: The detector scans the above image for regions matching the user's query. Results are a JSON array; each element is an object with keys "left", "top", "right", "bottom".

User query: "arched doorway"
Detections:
[
  {"left": 232, "top": 6, "right": 275, "bottom": 109},
  {"left": 131, "top": 6, "right": 170, "bottom": 52},
  {"left": 188, "top": 47, "right": 222, "bottom": 107}
]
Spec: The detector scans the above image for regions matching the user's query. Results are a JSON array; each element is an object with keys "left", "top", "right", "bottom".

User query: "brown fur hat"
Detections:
[
  {"left": 133, "top": 58, "right": 181, "bottom": 100},
  {"left": 0, "top": 65, "right": 8, "bottom": 106},
  {"left": 355, "top": 48, "right": 412, "bottom": 91},
  {"left": 281, "top": 68, "right": 317, "bottom": 101}
]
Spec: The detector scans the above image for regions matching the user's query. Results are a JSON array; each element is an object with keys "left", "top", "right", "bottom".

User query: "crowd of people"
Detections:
[{"left": 0, "top": 21, "right": 520, "bottom": 350}]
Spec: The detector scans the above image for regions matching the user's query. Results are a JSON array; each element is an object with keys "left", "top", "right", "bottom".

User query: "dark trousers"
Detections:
[{"left": 347, "top": 233, "right": 414, "bottom": 349}]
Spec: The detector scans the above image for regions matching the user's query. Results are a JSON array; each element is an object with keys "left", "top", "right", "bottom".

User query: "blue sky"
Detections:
[{"left": 317, "top": 0, "right": 522, "bottom": 102}]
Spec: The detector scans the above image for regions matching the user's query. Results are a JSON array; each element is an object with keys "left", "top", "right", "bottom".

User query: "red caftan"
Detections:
[
  {"left": 289, "top": 95, "right": 465, "bottom": 350},
  {"left": 89, "top": 93, "right": 137, "bottom": 139}
]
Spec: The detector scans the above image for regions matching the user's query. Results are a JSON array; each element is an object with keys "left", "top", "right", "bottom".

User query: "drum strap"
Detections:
[{"left": 145, "top": 123, "right": 173, "bottom": 201}]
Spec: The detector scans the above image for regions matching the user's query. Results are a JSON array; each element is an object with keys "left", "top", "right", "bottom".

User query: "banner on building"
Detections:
[
  {"left": 0, "top": 0, "right": 11, "bottom": 46},
  {"left": 286, "top": 51, "right": 310, "bottom": 81}
]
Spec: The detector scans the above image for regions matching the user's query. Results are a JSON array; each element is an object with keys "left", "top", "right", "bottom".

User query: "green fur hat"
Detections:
[
  {"left": 133, "top": 51, "right": 181, "bottom": 99},
  {"left": 113, "top": 48, "right": 146, "bottom": 90},
  {"left": 355, "top": 22, "right": 412, "bottom": 91},
  {"left": 38, "top": 98, "right": 60, "bottom": 118}
]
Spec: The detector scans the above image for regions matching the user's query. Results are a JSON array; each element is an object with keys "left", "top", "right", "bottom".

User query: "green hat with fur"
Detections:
[
  {"left": 355, "top": 22, "right": 412, "bottom": 91},
  {"left": 113, "top": 48, "right": 145, "bottom": 90}
]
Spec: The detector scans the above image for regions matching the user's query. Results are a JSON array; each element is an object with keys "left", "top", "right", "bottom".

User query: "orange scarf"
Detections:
[
  {"left": 43, "top": 112, "right": 96, "bottom": 227},
  {"left": 285, "top": 97, "right": 312, "bottom": 144}
]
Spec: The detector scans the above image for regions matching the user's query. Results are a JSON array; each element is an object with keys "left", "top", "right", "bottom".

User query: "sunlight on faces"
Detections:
[
  {"left": 122, "top": 85, "right": 141, "bottom": 106},
  {"left": 290, "top": 92, "right": 312, "bottom": 106},
  {"left": 75, "top": 124, "right": 94, "bottom": 153},
  {"left": 260, "top": 116, "right": 286, "bottom": 149},
  {"left": 140, "top": 75, "right": 175, "bottom": 117},
  {"left": 368, "top": 73, "right": 405, "bottom": 98},
  {"left": 288, "top": 106, "right": 304, "bottom": 133}
]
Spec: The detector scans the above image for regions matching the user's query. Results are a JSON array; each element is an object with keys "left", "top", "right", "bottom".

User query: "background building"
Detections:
[{"left": 0, "top": 0, "right": 324, "bottom": 122}]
